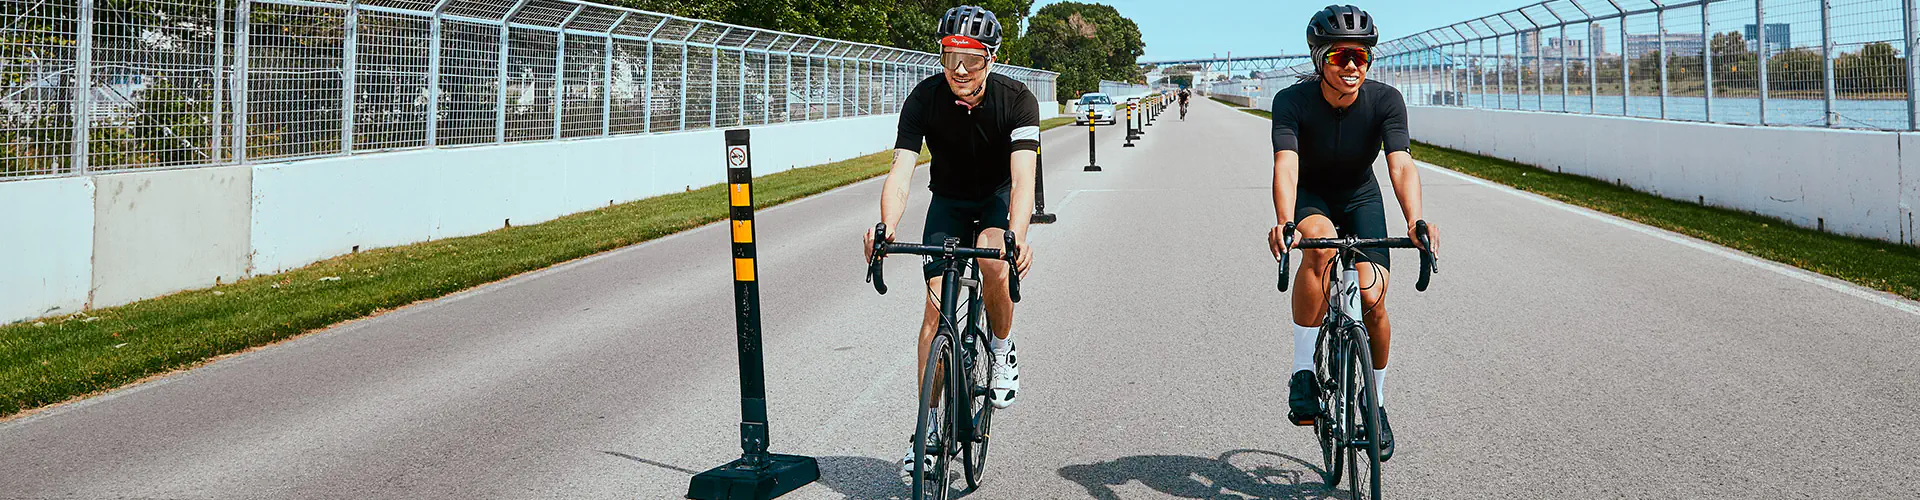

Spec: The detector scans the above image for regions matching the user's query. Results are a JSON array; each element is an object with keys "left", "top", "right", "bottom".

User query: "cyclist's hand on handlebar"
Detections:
[
  {"left": 1409, "top": 220, "right": 1437, "bottom": 253},
  {"left": 1267, "top": 224, "right": 1293, "bottom": 262},
  {"left": 863, "top": 225, "right": 894, "bottom": 261},
  {"left": 1014, "top": 238, "right": 1033, "bottom": 279}
]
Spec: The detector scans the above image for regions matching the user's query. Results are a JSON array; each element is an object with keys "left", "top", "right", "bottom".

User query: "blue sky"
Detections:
[
  {"left": 1030, "top": 0, "right": 1534, "bottom": 61},
  {"left": 1026, "top": 0, "right": 1886, "bottom": 62}
]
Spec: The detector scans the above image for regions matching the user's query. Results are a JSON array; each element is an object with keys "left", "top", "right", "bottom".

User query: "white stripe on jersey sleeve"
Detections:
[{"left": 1009, "top": 125, "right": 1040, "bottom": 142}]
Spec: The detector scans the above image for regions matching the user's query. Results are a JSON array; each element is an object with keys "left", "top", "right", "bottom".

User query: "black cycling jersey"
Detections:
[
  {"left": 1269, "top": 79, "right": 1410, "bottom": 190},
  {"left": 895, "top": 72, "right": 1042, "bottom": 200}
]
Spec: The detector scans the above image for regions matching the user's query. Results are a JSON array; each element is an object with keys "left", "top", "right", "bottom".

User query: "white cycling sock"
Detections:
[
  {"left": 1291, "top": 323, "right": 1318, "bottom": 374},
  {"left": 1373, "top": 368, "right": 1387, "bottom": 408},
  {"left": 990, "top": 336, "right": 1011, "bottom": 354}
]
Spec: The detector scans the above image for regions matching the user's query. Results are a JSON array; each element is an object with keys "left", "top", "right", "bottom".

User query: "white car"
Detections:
[{"left": 1072, "top": 93, "right": 1118, "bottom": 125}]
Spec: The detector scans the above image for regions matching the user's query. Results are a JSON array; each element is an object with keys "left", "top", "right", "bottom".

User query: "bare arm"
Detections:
[
  {"left": 879, "top": 148, "right": 920, "bottom": 232},
  {"left": 1007, "top": 150, "right": 1036, "bottom": 276},
  {"left": 1383, "top": 150, "right": 1434, "bottom": 249},
  {"left": 1268, "top": 150, "right": 1300, "bottom": 261}
]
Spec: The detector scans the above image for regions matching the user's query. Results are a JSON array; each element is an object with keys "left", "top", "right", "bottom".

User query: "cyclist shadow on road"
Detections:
[
  {"left": 813, "top": 455, "right": 914, "bottom": 500},
  {"left": 1057, "top": 449, "right": 1343, "bottom": 499}
]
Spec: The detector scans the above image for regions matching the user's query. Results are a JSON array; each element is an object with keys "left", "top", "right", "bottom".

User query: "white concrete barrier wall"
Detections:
[
  {"left": 0, "top": 178, "right": 94, "bottom": 322},
  {"left": 1409, "top": 106, "right": 1919, "bottom": 245},
  {"left": 3, "top": 114, "right": 905, "bottom": 324}
]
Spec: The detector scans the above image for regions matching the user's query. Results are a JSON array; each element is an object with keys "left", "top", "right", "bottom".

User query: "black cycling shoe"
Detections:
[
  {"left": 1287, "top": 370, "right": 1320, "bottom": 426},
  {"left": 1371, "top": 405, "right": 1396, "bottom": 462}
]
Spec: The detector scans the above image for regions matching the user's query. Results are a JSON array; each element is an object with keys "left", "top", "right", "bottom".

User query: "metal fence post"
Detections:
[
  {"left": 1620, "top": 14, "right": 1630, "bottom": 115},
  {"left": 1658, "top": 2, "right": 1669, "bottom": 120},
  {"left": 642, "top": 21, "right": 663, "bottom": 133},
  {"left": 1821, "top": 0, "right": 1835, "bottom": 127},
  {"left": 213, "top": 0, "right": 227, "bottom": 161},
  {"left": 497, "top": 0, "right": 531, "bottom": 143},
  {"left": 554, "top": 6, "right": 582, "bottom": 139},
  {"left": 1908, "top": 0, "right": 1919, "bottom": 129},
  {"left": 709, "top": 28, "right": 725, "bottom": 128},
  {"left": 233, "top": 0, "right": 250, "bottom": 163},
  {"left": 428, "top": 0, "right": 451, "bottom": 146},
  {"left": 71, "top": 0, "right": 94, "bottom": 174},
  {"left": 1497, "top": 34, "right": 1505, "bottom": 108},
  {"left": 680, "top": 27, "right": 694, "bottom": 131},
  {"left": 603, "top": 14, "right": 624, "bottom": 136},
  {"left": 1703, "top": 2, "right": 1714, "bottom": 122},
  {"left": 1559, "top": 23, "right": 1569, "bottom": 110},
  {"left": 342, "top": 0, "right": 358, "bottom": 152},
  {"left": 1756, "top": 0, "right": 1768, "bottom": 124}
]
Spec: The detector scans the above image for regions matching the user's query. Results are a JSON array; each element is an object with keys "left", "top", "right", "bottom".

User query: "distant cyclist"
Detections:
[
  {"left": 1178, "top": 88, "right": 1192, "bottom": 119},
  {"left": 863, "top": 5, "right": 1038, "bottom": 475},
  {"left": 1265, "top": 4, "right": 1437, "bottom": 462}
]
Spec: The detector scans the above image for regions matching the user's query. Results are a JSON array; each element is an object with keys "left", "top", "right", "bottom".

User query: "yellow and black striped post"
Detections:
[
  {"left": 689, "top": 129, "right": 819, "bottom": 500},
  {"left": 1123, "top": 102, "right": 1137, "bottom": 147}
]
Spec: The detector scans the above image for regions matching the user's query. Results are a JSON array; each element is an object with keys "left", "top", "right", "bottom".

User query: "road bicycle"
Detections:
[
  {"left": 867, "top": 224, "right": 1023, "bottom": 499},
  {"left": 1277, "top": 220, "right": 1435, "bottom": 499}
]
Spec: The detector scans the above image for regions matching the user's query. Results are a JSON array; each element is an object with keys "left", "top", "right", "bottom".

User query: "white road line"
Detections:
[{"left": 1417, "top": 161, "right": 1920, "bottom": 317}]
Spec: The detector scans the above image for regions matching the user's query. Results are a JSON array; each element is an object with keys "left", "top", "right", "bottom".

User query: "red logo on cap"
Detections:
[{"left": 941, "top": 35, "right": 988, "bottom": 49}]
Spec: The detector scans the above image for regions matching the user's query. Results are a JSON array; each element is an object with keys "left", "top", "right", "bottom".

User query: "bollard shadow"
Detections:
[{"left": 1057, "top": 449, "right": 1345, "bottom": 500}]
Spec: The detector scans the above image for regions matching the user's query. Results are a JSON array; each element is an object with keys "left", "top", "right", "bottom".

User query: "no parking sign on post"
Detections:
[{"left": 687, "top": 129, "right": 819, "bottom": 500}]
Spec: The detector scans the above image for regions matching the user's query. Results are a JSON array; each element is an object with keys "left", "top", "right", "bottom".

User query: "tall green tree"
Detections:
[{"left": 1024, "top": 2, "right": 1146, "bottom": 102}]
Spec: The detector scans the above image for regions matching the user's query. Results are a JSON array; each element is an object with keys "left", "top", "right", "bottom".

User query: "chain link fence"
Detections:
[
  {"left": 1368, "top": 0, "right": 1916, "bottom": 131},
  {"left": 1, "top": 0, "right": 1059, "bottom": 180}
]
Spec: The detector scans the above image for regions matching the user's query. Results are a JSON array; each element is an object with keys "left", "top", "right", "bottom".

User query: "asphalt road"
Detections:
[{"left": 4, "top": 98, "right": 1917, "bottom": 499}]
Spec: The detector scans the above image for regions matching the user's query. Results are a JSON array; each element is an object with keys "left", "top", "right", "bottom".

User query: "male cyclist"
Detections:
[
  {"left": 1265, "top": 5, "right": 1437, "bottom": 462},
  {"left": 862, "top": 5, "right": 1038, "bottom": 474},
  {"left": 1178, "top": 87, "right": 1191, "bottom": 119}
]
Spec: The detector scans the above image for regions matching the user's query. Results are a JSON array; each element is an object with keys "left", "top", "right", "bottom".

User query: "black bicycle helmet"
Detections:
[
  {"left": 1306, "top": 5, "right": 1378, "bottom": 49},
  {"left": 938, "top": 5, "right": 1003, "bottom": 50}
]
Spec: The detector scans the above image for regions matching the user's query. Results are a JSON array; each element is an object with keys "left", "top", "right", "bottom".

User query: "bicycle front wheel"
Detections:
[
  {"left": 913, "top": 332, "right": 958, "bottom": 500},
  {"left": 1344, "top": 326, "right": 1382, "bottom": 499},
  {"left": 961, "top": 325, "right": 994, "bottom": 489},
  {"left": 1315, "top": 329, "right": 1344, "bottom": 489}
]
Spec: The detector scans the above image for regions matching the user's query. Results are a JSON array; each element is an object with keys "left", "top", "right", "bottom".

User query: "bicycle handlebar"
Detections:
[
  {"left": 1277, "top": 220, "right": 1438, "bottom": 293},
  {"left": 867, "top": 223, "right": 1023, "bottom": 303}
]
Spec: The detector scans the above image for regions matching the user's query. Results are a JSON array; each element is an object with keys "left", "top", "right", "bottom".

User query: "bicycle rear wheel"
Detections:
[
  {"left": 1344, "top": 326, "right": 1382, "bottom": 499},
  {"left": 913, "top": 332, "right": 958, "bottom": 500}
]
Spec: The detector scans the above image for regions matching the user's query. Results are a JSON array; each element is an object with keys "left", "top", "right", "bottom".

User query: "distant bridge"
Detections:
[{"left": 1139, "top": 54, "right": 1311, "bottom": 72}]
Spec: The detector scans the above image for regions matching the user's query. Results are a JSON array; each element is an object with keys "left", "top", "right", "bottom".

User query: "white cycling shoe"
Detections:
[{"left": 990, "top": 340, "right": 1019, "bottom": 409}]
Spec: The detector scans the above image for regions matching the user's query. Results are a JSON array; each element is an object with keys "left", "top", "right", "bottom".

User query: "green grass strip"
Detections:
[
  {"left": 0, "top": 119, "right": 1081, "bottom": 419},
  {"left": 1410, "top": 142, "right": 1920, "bottom": 302},
  {"left": 1227, "top": 103, "right": 1919, "bottom": 301}
]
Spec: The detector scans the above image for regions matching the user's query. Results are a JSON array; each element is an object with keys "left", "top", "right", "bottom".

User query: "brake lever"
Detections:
[
  {"left": 1414, "top": 220, "right": 1435, "bottom": 292},
  {"left": 1005, "top": 230, "right": 1022, "bottom": 303},
  {"left": 868, "top": 223, "right": 889, "bottom": 295},
  {"left": 1277, "top": 221, "right": 1296, "bottom": 292}
]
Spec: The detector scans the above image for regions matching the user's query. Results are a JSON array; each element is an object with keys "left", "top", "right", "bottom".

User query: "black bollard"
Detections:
[
  {"left": 1124, "top": 103, "right": 1137, "bottom": 147},
  {"left": 1033, "top": 141, "right": 1057, "bottom": 224},
  {"left": 688, "top": 129, "right": 820, "bottom": 500},
  {"left": 1085, "top": 108, "right": 1101, "bottom": 172}
]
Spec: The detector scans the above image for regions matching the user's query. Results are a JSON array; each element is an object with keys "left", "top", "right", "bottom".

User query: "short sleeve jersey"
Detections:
[
  {"left": 895, "top": 72, "right": 1042, "bottom": 200},
  {"left": 1269, "top": 79, "right": 1411, "bottom": 190}
]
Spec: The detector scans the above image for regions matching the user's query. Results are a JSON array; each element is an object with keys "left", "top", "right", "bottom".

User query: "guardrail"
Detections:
[
  {"left": 1367, "top": 0, "right": 1914, "bottom": 131},
  {"left": 0, "top": 0, "right": 1059, "bottom": 182}
]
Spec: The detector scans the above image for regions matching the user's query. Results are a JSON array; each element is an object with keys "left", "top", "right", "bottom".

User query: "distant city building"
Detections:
[
  {"left": 1590, "top": 25, "right": 1609, "bottom": 56},
  {"left": 1743, "top": 23, "right": 1791, "bottom": 53},
  {"left": 1625, "top": 31, "right": 1706, "bottom": 58}
]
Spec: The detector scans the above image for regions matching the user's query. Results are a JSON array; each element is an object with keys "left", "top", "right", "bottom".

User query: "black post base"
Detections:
[
  {"left": 1084, "top": 165, "right": 1102, "bottom": 172},
  {"left": 1033, "top": 212, "right": 1058, "bottom": 224},
  {"left": 686, "top": 454, "right": 819, "bottom": 500}
]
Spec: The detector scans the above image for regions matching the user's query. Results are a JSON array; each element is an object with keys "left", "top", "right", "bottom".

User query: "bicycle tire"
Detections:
[
  {"left": 1345, "top": 326, "right": 1383, "bottom": 499},
  {"left": 914, "top": 332, "right": 957, "bottom": 500},
  {"left": 961, "top": 298, "right": 994, "bottom": 489},
  {"left": 1315, "top": 329, "right": 1345, "bottom": 489}
]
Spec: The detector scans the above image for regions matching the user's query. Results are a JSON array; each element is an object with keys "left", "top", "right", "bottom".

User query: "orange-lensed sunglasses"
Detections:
[{"left": 1323, "top": 47, "right": 1372, "bottom": 67}]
